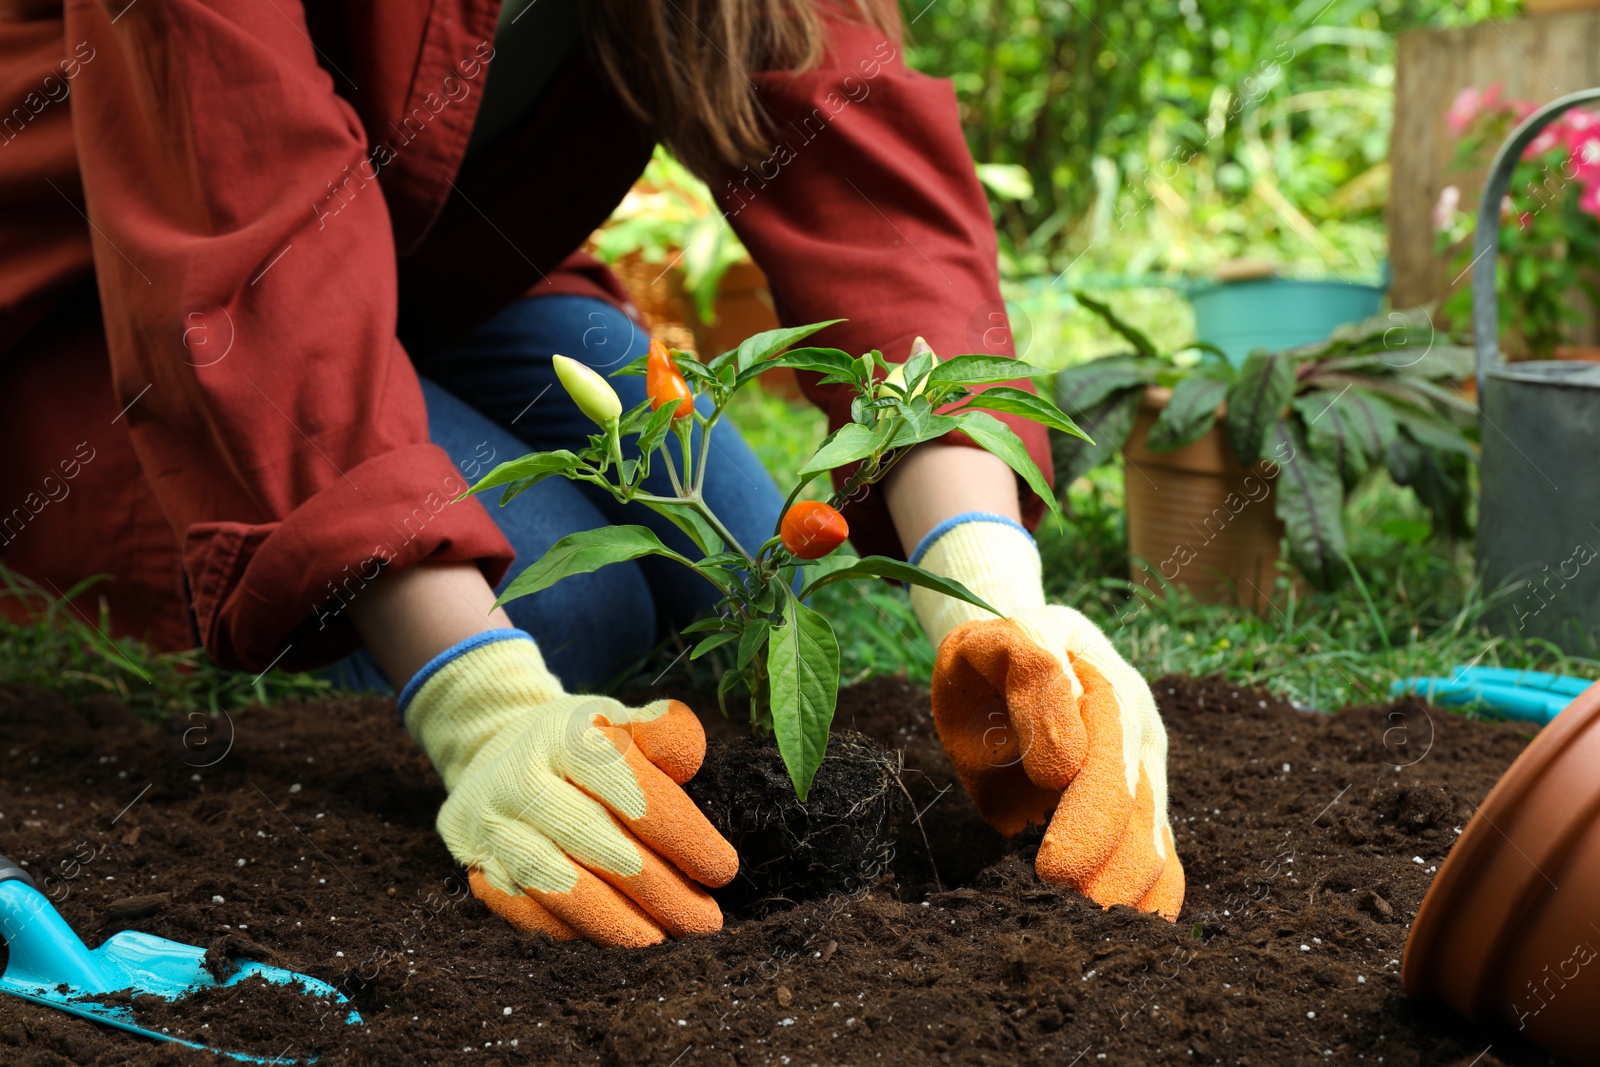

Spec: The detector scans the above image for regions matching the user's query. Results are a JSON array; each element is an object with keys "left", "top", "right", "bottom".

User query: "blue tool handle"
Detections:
[
  {"left": 1392, "top": 676, "right": 1570, "bottom": 725},
  {"left": 0, "top": 879, "right": 115, "bottom": 992},
  {"left": 1454, "top": 666, "right": 1592, "bottom": 698},
  {"left": 0, "top": 854, "right": 33, "bottom": 889}
]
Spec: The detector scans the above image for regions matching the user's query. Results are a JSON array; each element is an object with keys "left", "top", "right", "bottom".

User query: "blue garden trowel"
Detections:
[{"left": 0, "top": 854, "right": 361, "bottom": 1063}]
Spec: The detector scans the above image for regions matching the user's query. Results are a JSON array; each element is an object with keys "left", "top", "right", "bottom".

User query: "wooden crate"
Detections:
[{"left": 1389, "top": 12, "right": 1600, "bottom": 310}]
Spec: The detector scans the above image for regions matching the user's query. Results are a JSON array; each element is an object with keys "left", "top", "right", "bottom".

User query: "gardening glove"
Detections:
[
  {"left": 399, "top": 629, "right": 739, "bottom": 947},
  {"left": 909, "top": 513, "right": 1185, "bottom": 920}
]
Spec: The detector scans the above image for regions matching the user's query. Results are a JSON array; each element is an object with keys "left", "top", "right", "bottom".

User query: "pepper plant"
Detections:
[{"left": 464, "top": 322, "right": 1086, "bottom": 799}]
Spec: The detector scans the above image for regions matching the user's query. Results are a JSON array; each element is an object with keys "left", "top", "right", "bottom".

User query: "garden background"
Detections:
[{"left": 5, "top": 0, "right": 1590, "bottom": 721}]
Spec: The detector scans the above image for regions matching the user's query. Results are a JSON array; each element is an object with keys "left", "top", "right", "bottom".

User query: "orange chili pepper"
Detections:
[
  {"left": 781, "top": 501, "right": 850, "bottom": 559},
  {"left": 646, "top": 338, "right": 695, "bottom": 420}
]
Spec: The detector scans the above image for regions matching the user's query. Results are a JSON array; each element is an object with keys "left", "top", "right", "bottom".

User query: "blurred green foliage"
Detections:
[{"left": 902, "top": 0, "right": 1521, "bottom": 279}]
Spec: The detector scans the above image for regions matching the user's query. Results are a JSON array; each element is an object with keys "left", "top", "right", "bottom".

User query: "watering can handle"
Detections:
[
  {"left": 1473, "top": 87, "right": 1600, "bottom": 399},
  {"left": 0, "top": 854, "right": 33, "bottom": 889}
]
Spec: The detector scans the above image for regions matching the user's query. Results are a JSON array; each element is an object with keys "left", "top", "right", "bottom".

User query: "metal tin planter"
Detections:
[{"left": 1472, "top": 89, "right": 1600, "bottom": 654}]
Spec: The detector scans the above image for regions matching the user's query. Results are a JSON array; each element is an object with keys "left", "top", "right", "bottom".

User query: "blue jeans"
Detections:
[{"left": 325, "top": 296, "right": 785, "bottom": 693}]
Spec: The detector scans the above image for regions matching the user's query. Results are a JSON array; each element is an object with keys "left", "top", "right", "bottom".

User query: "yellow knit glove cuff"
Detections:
[
  {"left": 399, "top": 630, "right": 567, "bottom": 790},
  {"left": 909, "top": 514, "right": 1045, "bottom": 649}
]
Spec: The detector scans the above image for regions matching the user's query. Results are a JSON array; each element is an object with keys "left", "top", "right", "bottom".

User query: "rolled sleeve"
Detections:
[{"left": 66, "top": 0, "right": 513, "bottom": 670}]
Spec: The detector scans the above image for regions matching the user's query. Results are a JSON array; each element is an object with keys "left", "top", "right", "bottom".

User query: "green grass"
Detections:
[{"left": 0, "top": 567, "right": 331, "bottom": 722}]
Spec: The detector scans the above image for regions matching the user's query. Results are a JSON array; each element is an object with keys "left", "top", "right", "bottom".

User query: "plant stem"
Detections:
[
  {"left": 605, "top": 419, "right": 624, "bottom": 476},
  {"left": 660, "top": 437, "right": 685, "bottom": 497},
  {"left": 631, "top": 492, "right": 754, "bottom": 562},
  {"left": 676, "top": 418, "right": 695, "bottom": 491},
  {"left": 692, "top": 498, "right": 750, "bottom": 562},
  {"left": 694, "top": 407, "right": 722, "bottom": 496}
]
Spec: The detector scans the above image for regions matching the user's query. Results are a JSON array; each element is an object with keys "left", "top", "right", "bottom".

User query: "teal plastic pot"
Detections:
[{"left": 1188, "top": 278, "right": 1386, "bottom": 365}]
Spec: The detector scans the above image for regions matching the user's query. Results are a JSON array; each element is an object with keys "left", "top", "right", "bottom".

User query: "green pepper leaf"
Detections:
[
  {"left": 690, "top": 631, "right": 740, "bottom": 660},
  {"left": 897, "top": 346, "right": 938, "bottom": 394},
  {"left": 681, "top": 615, "right": 737, "bottom": 634},
  {"left": 1145, "top": 375, "right": 1228, "bottom": 453},
  {"left": 799, "top": 556, "right": 1000, "bottom": 614},
  {"left": 710, "top": 320, "right": 845, "bottom": 374},
  {"left": 497, "top": 525, "right": 697, "bottom": 605},
  {"left": 634, "top": 400, "right": 680, "bottom": 457},
  {"left": 962, "top": 386, "right": 1090, "bottom": 441},
  {"left": 463, "top": 451, "right": 583, "bottom": 504},
  {"left": 768, "top": 591, "right": 839, "bottom": 801},
  {"left": 611, "top": 353, "right": 651, "bottom": 378},
  {"left": 924, "top": 354, "right": 1050, "bottom": 389},
  {"left": 635, "top": 499, "right": 726, "bottom": 557},
  {"left": 749, "top": 345, "right": 859, "bottom": 383},
  {"left": 881, "top": 410, "right": 957, "bottom": 452},
  {"left": 1224, "top": 349, "right": 1297, "bottom": 465},
  {"left": 716, "top": 666, "right": 751, "bottom": 718},
  {"left": 696, "top": 551, "right": 750, "bottom": 571},
  {"left": 950, "top": 410, "right": 1063, "bottom": 521},
  {"left": 617, "top": 397, "right": 656, "bottom": 435},
  {"left": 677, "top": 358, "right": 717, "bottom": 385},
  {"left": 796, "top": 423, "right": 880, "bottom": 478},
  {"left": 736, "top": 618, "right": 771, "bottom": 669}
]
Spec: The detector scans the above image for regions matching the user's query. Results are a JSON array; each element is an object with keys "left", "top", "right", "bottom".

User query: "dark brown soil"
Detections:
[
  {"left": 686, "top": 732, "right": 905, "bottom": 914},
  {"left": 0, "top": 676, "right": 1564, "bottom": 1066},
  {"left": 71, "top": 976, "right": 347, "bottom": 1057}
]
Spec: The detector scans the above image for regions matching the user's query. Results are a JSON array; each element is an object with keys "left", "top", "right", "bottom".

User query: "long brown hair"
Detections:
[{"left": 584, "top": 0, "right": 893, "bottom": 174}]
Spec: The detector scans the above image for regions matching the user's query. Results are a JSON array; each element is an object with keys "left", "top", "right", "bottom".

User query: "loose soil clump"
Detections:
[
  {"left": 0, "top": 675, "right": 1564, "bottom": 1065},
  {"left": 687, "top": 731, "right": 905, "bottom": 914}
]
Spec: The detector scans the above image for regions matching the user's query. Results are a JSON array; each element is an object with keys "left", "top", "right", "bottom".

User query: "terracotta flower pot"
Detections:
[
  {"left": 1403, "top": 677, "right": 1600, "bottom": 1065},
  {"left": 1122, "top": 387, "right": 1289, "bottom": 614}
]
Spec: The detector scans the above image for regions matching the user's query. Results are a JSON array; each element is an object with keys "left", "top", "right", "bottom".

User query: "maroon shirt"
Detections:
[{"left": 0, "top": 0, "right": 1050, "bottom": 671}]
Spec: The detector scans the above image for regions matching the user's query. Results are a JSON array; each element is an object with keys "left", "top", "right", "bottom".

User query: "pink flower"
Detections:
[
  {"left": 1446, "top": 87, "right": 1486, "bottom": 134},
  {"left": 1581, "top": 181, "right": 1600, "bottom": 220},
  {"left": 1433, "top": 185, "right": 1461, "bottom": 233},
  {"left": 1524, "top": 128, "right": 1559, "bottom": 159},
  {"left": 1569, "top": 133, "right": 1600, "bottom": 184}
]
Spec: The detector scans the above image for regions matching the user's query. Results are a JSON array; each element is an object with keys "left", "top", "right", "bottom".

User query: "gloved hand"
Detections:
[
  {"left": 400, "top": 630, "right": 738, "bottom": 947},
  {"left": 909, "top": 514, "right": 1185, "bottom": 920}
]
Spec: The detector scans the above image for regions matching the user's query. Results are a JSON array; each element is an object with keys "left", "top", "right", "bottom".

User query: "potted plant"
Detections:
[
  {"left": 1052, "top": 298, "right": 1478, "bottom": 602},
  {"left": 1434, "top": 84, "right": 1600, "bottom": 362},
  {"left": 465, "top": 325, "right": 1080, "bottom": 807}
]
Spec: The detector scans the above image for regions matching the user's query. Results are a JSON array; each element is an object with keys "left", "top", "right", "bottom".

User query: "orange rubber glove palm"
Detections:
[
  {"left": 910, "top": 515, "right": 1184, "bottom": 919},
  {"left": 400, "top": 630, "right": 738, "bottom": 947}
]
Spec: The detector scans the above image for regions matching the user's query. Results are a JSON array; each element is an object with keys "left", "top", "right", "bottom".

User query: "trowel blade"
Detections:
[{"left": 0, "top": 930, "right": 361, "bottom": 1064}]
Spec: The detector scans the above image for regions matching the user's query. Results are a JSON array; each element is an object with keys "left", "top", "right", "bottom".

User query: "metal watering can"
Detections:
[{"left": 1474, "top": 88, "right": 1600, "bottom": 653}]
